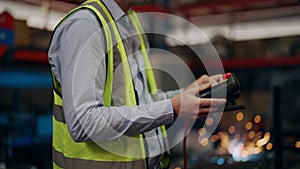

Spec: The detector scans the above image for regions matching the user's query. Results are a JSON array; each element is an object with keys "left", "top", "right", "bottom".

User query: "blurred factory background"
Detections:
[{"left": 0, "top": 0, "right": 300, "bottom": 169}]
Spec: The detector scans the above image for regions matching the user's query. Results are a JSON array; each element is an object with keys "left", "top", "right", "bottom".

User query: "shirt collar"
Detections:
[{"left": 101, "top": 0, "right": 125, "bottom": 21}]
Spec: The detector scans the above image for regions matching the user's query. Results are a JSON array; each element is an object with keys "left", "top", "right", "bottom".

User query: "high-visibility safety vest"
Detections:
[{"left": 50, "top": 0, "right": 170, "bottom": 169}]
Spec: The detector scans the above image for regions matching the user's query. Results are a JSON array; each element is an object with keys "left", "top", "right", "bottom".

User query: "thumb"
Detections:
[{"left": 198, "top": 74, "right": 210, "bottom": 84}]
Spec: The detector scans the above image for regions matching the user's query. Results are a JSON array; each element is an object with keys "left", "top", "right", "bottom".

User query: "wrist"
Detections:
[{"left": 171, "top": 95, "right": 180, "bottom": 119}]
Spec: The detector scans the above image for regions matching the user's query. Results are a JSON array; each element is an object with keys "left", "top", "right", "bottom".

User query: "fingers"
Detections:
[
  {"left": 210, "top": 74, "right": 224, "bottom": 86},
  {"left": 187, "top": 74, "right": 225, "bottom": 94},
  {"left": 173, "top": 84, "right": 227, "bottom": 120},
  {"left": 185, "top": 74, "right": 210, "bottom": 91},
  {"left": 198, "top": 74, "right": 210, "bottom": 84},
  {"left": 198, "top": 107, "right": 216, "bottom": 113},
  {"left": 194, "top": 112, "right": 209, "bottom": 119},
  {"left": 184, "top": 99, "right": 226, "bottom": 119},
  {"left": 188, "top": 82, "right": 211, "bottom": 94},
  {"left": 197, "top": 98, "right": 226, "bottom": 118},
  {"left": 187, "top": 74, "right": 224, "bottom": 91},
  {"left": 192, "top": 107, "right": 219, "bottom": 119},
  {"left": 199, "top": 98, "right": 227, "bottom": 107}
]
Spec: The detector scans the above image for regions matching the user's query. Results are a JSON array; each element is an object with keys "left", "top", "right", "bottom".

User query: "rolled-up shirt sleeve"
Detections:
[{"left": 49, "top": 10, "right": 174, "bottom": 142}]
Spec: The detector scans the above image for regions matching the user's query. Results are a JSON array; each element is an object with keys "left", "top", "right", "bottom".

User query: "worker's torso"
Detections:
[{"left": 48, "top": 2, "right": 166, "bottom": 168}]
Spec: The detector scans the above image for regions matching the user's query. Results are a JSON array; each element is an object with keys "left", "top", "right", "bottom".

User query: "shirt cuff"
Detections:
[{"left": 151, "top": 99, "right": 175, "bottom": 126}]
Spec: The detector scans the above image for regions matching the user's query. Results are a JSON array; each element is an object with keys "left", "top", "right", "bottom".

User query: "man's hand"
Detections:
[
  {"left": 209, "top": 74, "right": 225, "bottom": 86},
  {"left": 185, "top": 74, "right": 224, "bottom": 90},
  {"left": 171, "top": 74, "right": 226, "bottom": 119}
]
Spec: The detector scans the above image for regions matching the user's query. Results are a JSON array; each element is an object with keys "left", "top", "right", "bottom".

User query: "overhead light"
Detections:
[{"left": 166, "top": 15, "right": 300, "bottom": 46}]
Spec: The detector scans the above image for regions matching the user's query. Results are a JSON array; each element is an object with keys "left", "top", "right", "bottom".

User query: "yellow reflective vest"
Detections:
[{"left": 50, "top": 0, "right": 170, "bottom": 168}]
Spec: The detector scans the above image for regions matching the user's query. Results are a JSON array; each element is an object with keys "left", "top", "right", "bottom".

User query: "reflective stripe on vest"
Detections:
[
  {"left": 127, "top": 10, "right": 158, "bottom": 95},
  {"left": 51, "top": 0, "right": 169, "bottom": 168},
  {"left": 127, "top": 10, "right": 171, "bottom": 168},
  {"left": 52, "top": 147, "right": 145, "bottom": 169},
  {"left": 84, "top": 0, "right": 137, "bottom": 107},
  {"left": 52, "top": 1, "right": 145, "bottom": 167}
]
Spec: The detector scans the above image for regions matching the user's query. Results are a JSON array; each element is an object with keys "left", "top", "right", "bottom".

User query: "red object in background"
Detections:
[
  {"left": 0, "top": 11, "right": 14, "bottom": 29},
  {"left": 13, "top": 50, "right": 49, "bottom": 64},
  {"left": 132, "top": 4, "right": 168, "bottom": 13},
  {"left": 0, "top": 45, "right": 9, "bottom": 57},
  {"left": 0, "top": 11, "right": 14, "bottom": 46}
]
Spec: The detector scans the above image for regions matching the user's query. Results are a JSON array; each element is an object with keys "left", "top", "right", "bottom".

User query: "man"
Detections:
[{"left": 48, "top": 0, "right": 226, "bottom": 168}]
